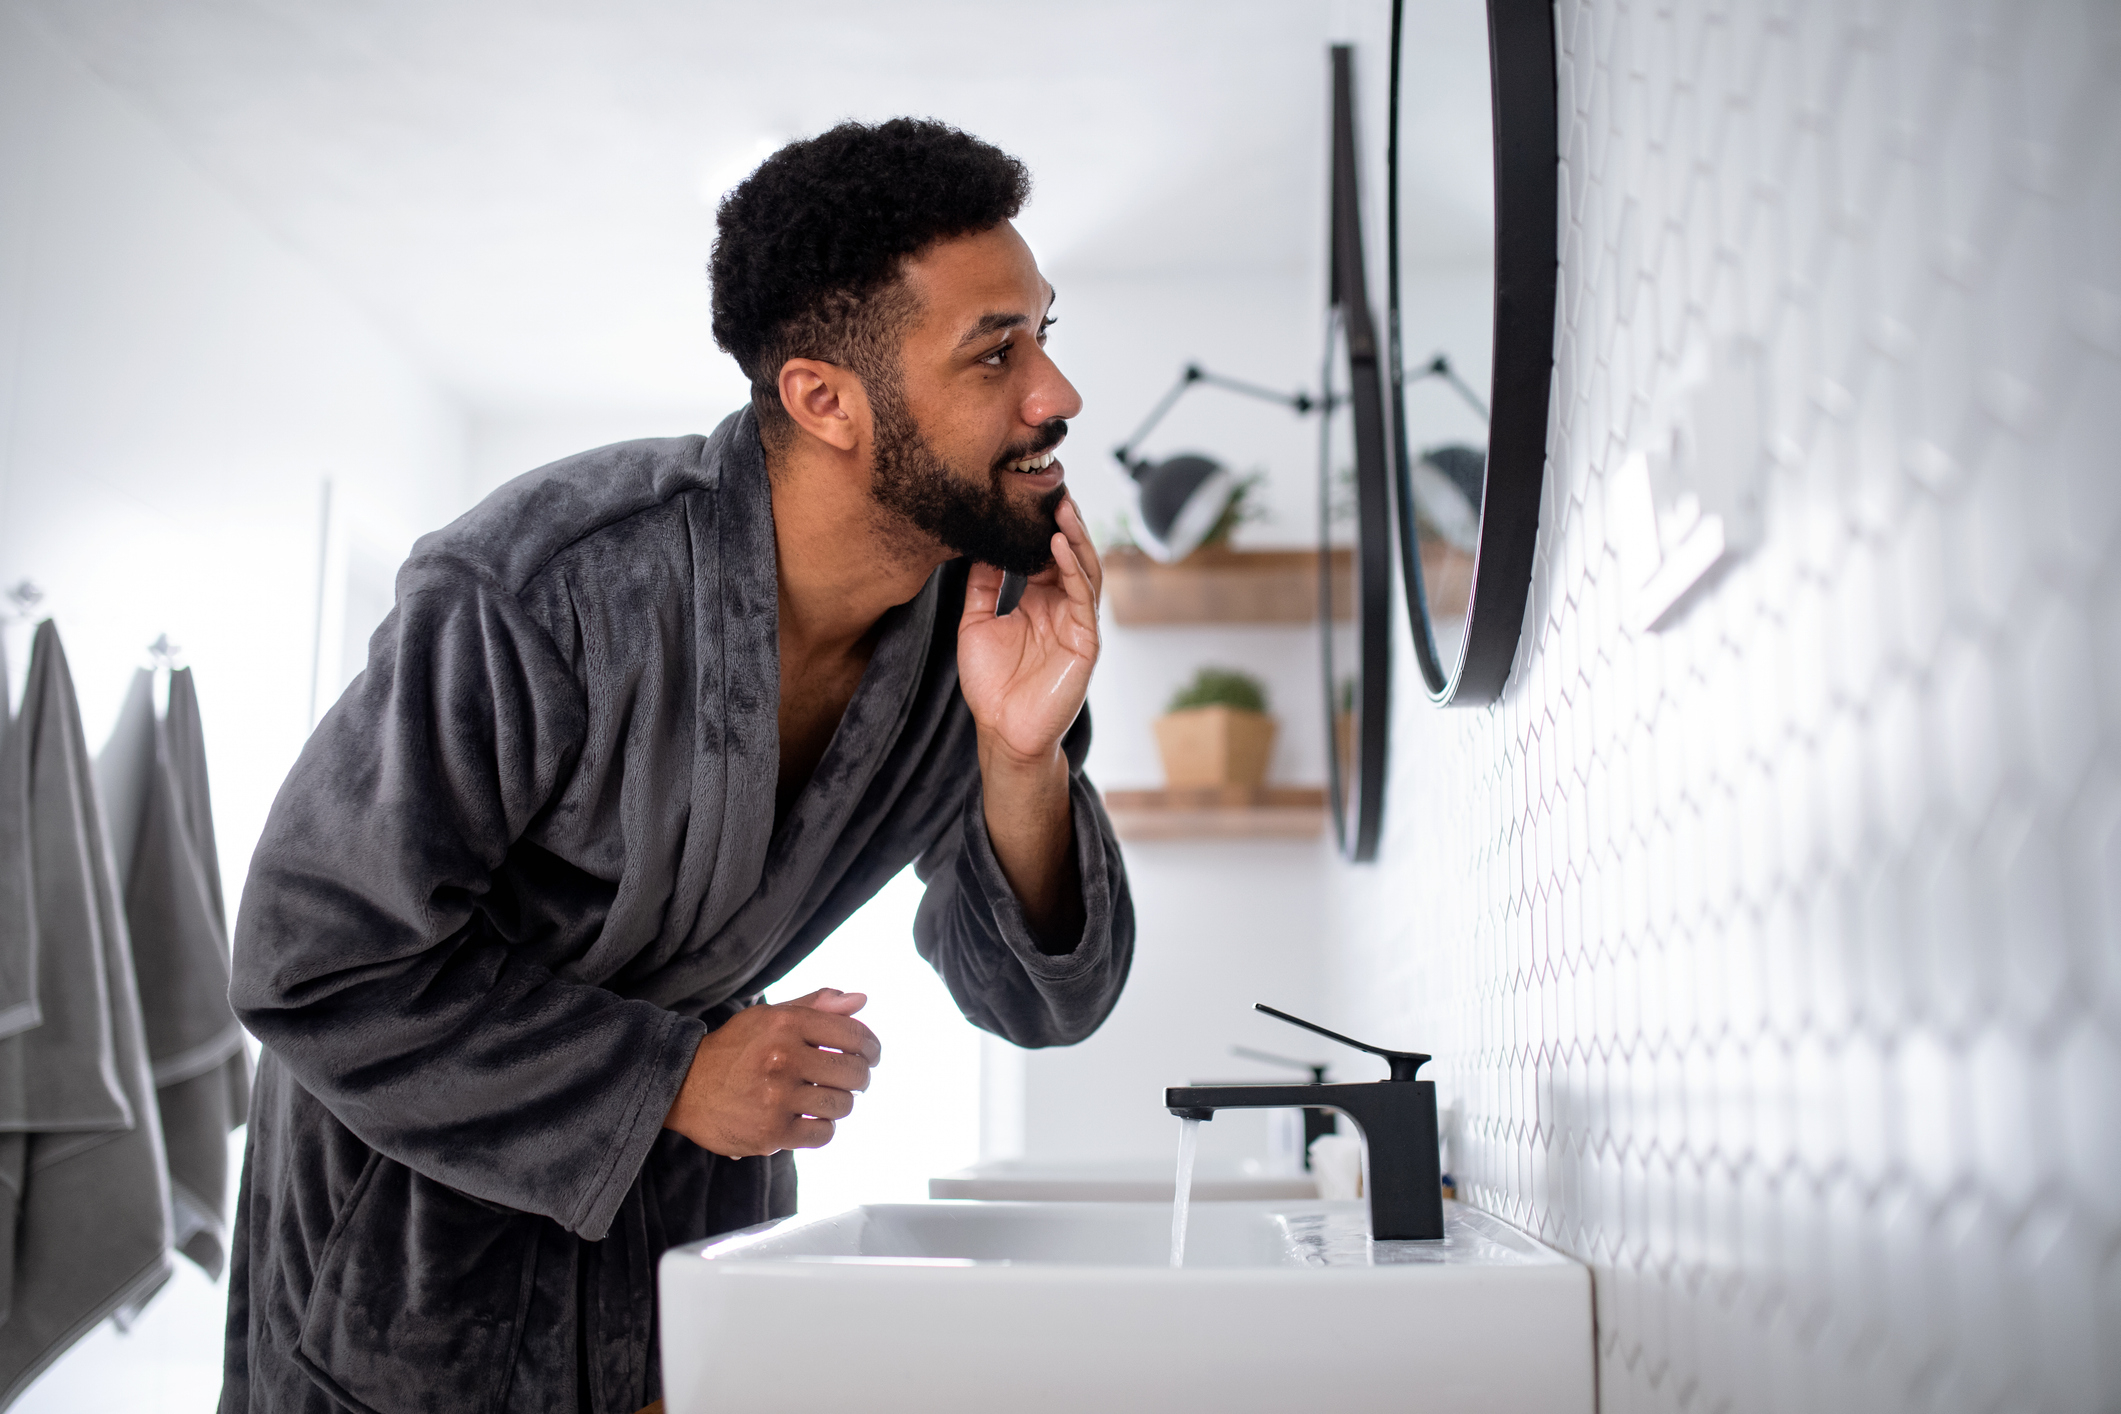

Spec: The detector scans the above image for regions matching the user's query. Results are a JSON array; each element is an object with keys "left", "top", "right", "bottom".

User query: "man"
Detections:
[{"left": 222, "top": 119, "right": 1134, "bottom": 1414}]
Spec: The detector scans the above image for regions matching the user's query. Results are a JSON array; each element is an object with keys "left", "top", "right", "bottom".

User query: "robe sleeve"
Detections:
[
  {"left": 230, "top": 558, "right": 705, "bottom": 1241},
  {"left": 911, "top": 710, "right": 1134, "bottom": 1047}
]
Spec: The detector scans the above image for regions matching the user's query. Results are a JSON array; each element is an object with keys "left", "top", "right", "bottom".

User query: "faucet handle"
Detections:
[{"left": 1255, "top": 1004, "right": 1430, "bottom": 1082}]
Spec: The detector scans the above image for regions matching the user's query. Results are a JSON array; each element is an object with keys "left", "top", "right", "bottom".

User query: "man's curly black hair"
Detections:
[{"left": 710, "top": 118, "right": 1031, "bottom": 446}]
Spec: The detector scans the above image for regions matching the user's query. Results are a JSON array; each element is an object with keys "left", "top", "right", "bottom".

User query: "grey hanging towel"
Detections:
[
  {"left": 0, "top": 636, "right": 36, "bottom": 1045},
  {"left": 0, "top": 622, "right": 172, "bottom": 1406},
  {"left": 0, "top": 630, "right": 138, "bottom": 1333},
  {"left": 104, "top": 665, "right": 249, "bottom": 1277},
  {"left": 0, "top": 637, "right": 37, "bottom": 1325}
]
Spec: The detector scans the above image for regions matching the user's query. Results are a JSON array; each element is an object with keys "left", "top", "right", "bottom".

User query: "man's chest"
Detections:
[{"left": 775, "top": 641, "right": 875, "bottom": 826}]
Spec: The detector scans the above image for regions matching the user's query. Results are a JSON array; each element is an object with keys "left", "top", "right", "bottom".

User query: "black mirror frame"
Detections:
[
  {"left": 1387, "top": 0, "right": 1558, "bottom": 705},
  {"left": 1322, "top": 44, "right": 1394, "bottom": 864}
]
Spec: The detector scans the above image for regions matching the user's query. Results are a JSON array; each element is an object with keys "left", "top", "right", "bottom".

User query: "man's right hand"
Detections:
[{"left": 661, "top": 988, "right": 880, "bottom": 1158}]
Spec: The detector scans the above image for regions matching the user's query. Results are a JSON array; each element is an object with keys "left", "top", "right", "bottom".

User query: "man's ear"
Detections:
[{"left": 778, "top": 358, "right": 868, "bottom": 454}]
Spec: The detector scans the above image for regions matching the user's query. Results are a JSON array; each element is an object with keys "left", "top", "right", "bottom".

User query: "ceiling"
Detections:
[{"left": 25, "top": 0, "right": 1494, "bottom": 420}]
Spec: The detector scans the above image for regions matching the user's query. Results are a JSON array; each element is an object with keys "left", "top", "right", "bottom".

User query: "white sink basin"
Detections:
[
  {"left": 927, "top": 1158, "right": 1318, "bottom": 1202},
  {"left": 659, "top": 1200, "right": 1591, "bottom": 1414}
]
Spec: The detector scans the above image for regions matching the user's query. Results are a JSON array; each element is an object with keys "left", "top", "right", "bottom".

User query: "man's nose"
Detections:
[{"left": 1023, "top": 347, "right": 1083, "bottom": 427}]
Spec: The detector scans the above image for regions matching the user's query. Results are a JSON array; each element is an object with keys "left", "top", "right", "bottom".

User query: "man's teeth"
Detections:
[{"left": 1008, "top": 451, "right": 1059, "bottom": 473}]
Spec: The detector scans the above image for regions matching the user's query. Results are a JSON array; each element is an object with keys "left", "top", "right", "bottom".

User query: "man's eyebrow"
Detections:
[
  {"left": 952, "top": 289, "right": 1058, "bottom": 352},
  {"left": 954, "top": 311, "right": 1029, "bottom": 351}
]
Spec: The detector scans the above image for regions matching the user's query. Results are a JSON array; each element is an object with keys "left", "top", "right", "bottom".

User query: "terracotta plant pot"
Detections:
[{"left": 1153, "top": 706, "right": 1277, "bottom": 795}]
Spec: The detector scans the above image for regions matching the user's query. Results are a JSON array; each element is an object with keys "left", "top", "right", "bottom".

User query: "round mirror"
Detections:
[
  {"left": 1387, "top": 0, "right": 1558, "bottom": 705},
  {"left": 1321, "top": 45, "right": 1393, "bottom": 863}
]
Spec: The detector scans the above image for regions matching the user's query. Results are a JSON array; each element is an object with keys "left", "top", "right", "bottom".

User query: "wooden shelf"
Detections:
[
  {"left": 1102, "top": 542, "right": 1478, "bottom": 626},
  {"left": 1104, "top": 546, "right": 1353, "bottom": 625},
  {"left": 1100, "top": 787, "right": 1328, "bottom": 841},
  {"left": 1417, "top": 536, "right": 1476, "bottom": 615}
]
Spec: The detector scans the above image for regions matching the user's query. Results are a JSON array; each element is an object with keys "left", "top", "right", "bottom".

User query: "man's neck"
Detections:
[{"left": 766, "top": 441, "right": 947, "bottom": 663}]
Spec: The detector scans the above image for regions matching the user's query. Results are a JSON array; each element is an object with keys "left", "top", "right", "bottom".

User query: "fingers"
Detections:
[
  {"left": 788, "top": 1006, "right": 882, "bottom": 1066},
  {"left": 787, "top": 987, "right": 867, "bottom": 1017},
  {"left": 771, "top": 991, "right": 879, "bottom": 1062},
  {"left": 962, "top": 561, "right": 1003, "bottom": 622},
  {"left": 670, "top": 1002, "right": 882, "bottom": 1158},
  {"left": 1050, "top": 527, "right": 1099, "bottom": 632},
  {"left": 791, "top": 1083, "right": 856, "bottom": 1121},
  {"left": 1055, "top": 495, "right": 1103, "bottom": 605},
  {"left": 785, "top": 1117, "right": 837, "bottom": 1150},
  {"left": 792, "top": 1045, "right": 873, "bottom": 1093}
]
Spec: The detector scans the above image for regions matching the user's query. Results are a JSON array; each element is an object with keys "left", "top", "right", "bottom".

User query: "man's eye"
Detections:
[{"left": 981, "top": 342, "right": 1011, "bottom": 367}]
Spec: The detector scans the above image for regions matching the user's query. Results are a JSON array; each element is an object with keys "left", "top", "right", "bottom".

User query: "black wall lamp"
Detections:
[{"left": 1110, "top": 363, "right": 1324, "bottom": 562}]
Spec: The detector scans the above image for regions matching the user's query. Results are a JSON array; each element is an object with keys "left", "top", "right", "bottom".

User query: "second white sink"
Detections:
[{"left": 927, "top": 1157, "right": 1317, "bottom": 1202}]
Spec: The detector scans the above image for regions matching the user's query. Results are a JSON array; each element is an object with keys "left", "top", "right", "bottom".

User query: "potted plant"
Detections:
[{"left": 1154, "top": 667, "right": 1276, "bottom": 801}]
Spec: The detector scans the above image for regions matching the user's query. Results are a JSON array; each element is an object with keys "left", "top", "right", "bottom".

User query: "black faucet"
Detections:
[{"left": 1166, "top": 1005, "right": 1444, "bottom": 1241}]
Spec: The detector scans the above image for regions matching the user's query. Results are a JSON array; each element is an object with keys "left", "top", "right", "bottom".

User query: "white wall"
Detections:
[
  {"left": 0, "top": 5, "right": 468, "bottom": 1408},
  {"left": 0, "top": 0, "right": 469, "bottom": 902},
  {"left": 1022, "top": 839, "right": 1335, "bottom": 1168},
  {"left": 768, "top": 868, "right": 985, "bottom": 1215},
  {"left": 1331, "top": 2, "right": 2121, "bottom": 1412},
  {"left": 468, "top": 409, "right": 723, "bottom": 501}
]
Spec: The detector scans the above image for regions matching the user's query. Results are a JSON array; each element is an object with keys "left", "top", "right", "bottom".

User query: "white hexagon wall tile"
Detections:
[{"left": 1333, "top": 2, "right": 2121, "bottom": 1410}]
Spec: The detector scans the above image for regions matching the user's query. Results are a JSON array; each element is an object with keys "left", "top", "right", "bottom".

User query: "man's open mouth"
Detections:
[{"left": 1006, "top": 449, "right": 1060, "bottom": 473}]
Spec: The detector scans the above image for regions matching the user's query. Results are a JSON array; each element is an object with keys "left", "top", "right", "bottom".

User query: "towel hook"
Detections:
[
  {"left": 147, "top": 633, "right": 185, "bottom": 670},
  {"left": 4, "top": 580, "right": 43, "bottom": 619}
]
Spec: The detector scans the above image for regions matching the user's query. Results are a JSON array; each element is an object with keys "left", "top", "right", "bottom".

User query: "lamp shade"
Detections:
[
  {"left": 1409, "top": 443, "right": 1485, "bottom": 553},
  {"left": 1130, "top": 453, "right": 1233, "bottom": 563}
]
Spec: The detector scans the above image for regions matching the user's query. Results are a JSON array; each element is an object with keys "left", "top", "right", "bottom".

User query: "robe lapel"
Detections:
[{"left": 647, "top": 411, "right": 778, "bottom": 988}]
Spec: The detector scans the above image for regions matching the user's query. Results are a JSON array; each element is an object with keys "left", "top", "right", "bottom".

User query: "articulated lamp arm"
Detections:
[{"left": 1111, "top": 364, "right": 1321, "bottom": 476}]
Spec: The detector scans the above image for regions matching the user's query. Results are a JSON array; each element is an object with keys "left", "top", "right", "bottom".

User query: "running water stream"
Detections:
[{"left": 1168, "top": 1116, "right": 1201, "bottom": 1267}]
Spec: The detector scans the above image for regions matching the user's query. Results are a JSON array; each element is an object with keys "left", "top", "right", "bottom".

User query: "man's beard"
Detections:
[{"left": 868, "top": 381, "right": 1067, "bottom": 576}]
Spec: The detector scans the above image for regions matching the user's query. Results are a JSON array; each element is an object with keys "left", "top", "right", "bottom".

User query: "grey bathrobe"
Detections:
[{"left": 223, "top": 408, "right": 1135, "bottom": 1414}]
